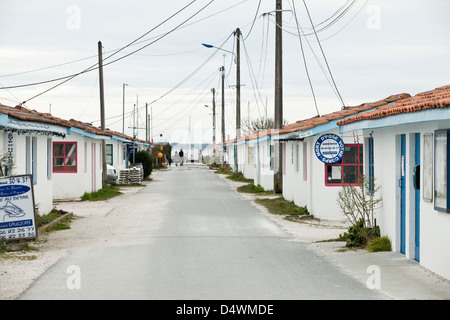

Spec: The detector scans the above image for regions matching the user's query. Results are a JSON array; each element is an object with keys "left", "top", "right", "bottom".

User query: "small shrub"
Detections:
[
  {"left": 237, "top": 183, "right": 266, "bottom": 193},
  {"left": 134, "top": 151, "right": 153, "bottom": 179},
  {"left": 215, "top": 167, "right": 232, "bottom": 175},
  {"left": 368, "top": 236, "right": 392, "bottom": 252},
  {"left": 340, "top": 218, "right": 379, "bottom": 247},
  {"left": 226, "top": 171, "right": 253, "bottom": 183}
]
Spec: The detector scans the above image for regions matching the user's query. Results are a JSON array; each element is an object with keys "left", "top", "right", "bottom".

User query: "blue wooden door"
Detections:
[
  {"left": 400, "top": 134, "right": 406, "bottom": 254},
  {"left": 414, "top": 133, "right": 420, "bottom": 261}
]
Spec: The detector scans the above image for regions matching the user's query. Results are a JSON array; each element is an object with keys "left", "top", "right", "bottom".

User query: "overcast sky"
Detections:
[{"left": 1, "top": 0, "right": 449, "bottom": 145}]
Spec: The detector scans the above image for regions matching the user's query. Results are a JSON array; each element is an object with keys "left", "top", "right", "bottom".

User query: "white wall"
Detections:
[
  {"left": 0, "top": 132, "right": 54, "bottom": 214},
  {"left": 255, "top": 139, "right": 273, "bottom": 191},
  {"left": 107, "top": 139, "right": 127, "bottom": 171},
  {"left": 52, "top": 134, "right": 102, "bottom": 200},
  {"left": 282, "top": 129, "right": 364, "bottom": 220},
  {"left": 370, "top": 120, "right": 450, "bottom": 281}
]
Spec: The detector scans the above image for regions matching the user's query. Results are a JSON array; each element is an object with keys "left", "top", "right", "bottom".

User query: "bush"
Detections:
[
  {"left": 368, "top": 236, "right": 392, "bottom": 252},
  {"left": 134, "top": 151, "right": 153, "bottom": 179},
  {"left": 237, "top": 183, "right": 266, "bottom": 193},
  {"left": 340, "top": 218, "right": 379, "bottom": 247}
]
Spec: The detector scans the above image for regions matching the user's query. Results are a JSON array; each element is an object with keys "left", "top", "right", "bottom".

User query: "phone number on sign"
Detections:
[{"left": 0, "top": 226, "right": 36, "bottom": 240}]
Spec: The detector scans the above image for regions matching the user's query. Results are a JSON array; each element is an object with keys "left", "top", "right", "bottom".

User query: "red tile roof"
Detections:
[
  {"left": 279, "top": 92, "right": 411, "bottom": 135},
  {"left": 0, "top": 104, "right": 72, "bottom": 128},
  {"left": 337, "top": 85, "right": 450, "bottom": 126},
  {"left": 0, "top": 103, "right": 152, "bottom": 145},
  {"left": 206, "top": 92, "right": 410, "bottom": 148}
]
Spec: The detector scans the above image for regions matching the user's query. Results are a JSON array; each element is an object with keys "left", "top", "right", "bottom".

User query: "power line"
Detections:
[
  {"left": 302, "top": 0, "right": 345, "bottom": 108},
  {"left": 243, "top": 0, "right": 262, "bottom": 40},
  {"left": 99, "top": 33, "right": 234, "bottom": 127},
  {"left": 291, "top": 0, "right": 320, "bottom": 117},
  {"left": 3, "top": 0, "right": 198, "bottom": 91},
  {"left": 2, "top": 0, "right": 208, "bottom": 104}
]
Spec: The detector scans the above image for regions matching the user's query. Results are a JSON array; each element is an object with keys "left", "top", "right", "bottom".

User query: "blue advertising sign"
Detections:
[
  {"left": 315, "top": 133, "right": 345, "bottom": 164},
  {"left": 0, "top": 175, "right": 37, "bottom": 241}
]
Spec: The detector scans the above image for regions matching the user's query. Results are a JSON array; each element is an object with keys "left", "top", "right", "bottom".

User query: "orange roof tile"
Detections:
[
  {"left": 0, "top": 104, "right": 72, "bottom": 128},
  {"left": 0, "top": 103, "right": 151, "bottom": 144},
  {"left": 208, "top": 93, "right": 409, "bottom": 147},
  {"left": 337, "top": 85, "right": 450, "bottom": 126}
]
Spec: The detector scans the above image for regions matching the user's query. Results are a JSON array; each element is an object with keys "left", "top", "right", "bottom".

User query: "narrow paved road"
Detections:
[{"left": 19, "top": 164, "right": 386, "bottom": 300}]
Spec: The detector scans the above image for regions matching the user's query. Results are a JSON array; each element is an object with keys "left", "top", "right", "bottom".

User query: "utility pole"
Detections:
[
  {"left": 151, "top": 105, "right": 153, "bottom": 143},
  {"left": 235, "top": 28, "right": 241, "bottom": 141},
  {"left": 211, "top": 88, "right": 216, "bottom": 145},
  {"left": 145, "top": 103, "right": 148, "bottom": 142},
  {"left": 235, "top": 28, "right": 241, "bottom": 172},
  {"left": 274, "top": 0, "right": 283, "bottom": 193},
  {"left": 221, "top": 66, "right": 226, "bottom": 159},
  {"left": 98, "top": 41, "right": 107, "bottom": 186}
]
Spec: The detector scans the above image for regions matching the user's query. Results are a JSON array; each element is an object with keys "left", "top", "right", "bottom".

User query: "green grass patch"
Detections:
[
  {"left": 35, "top": 208, "right": 73, "bottom": 232},
  {"left": 367, "top": 236, "right": 392, "bottom": 252},
  {"left": 36, "top": 209, "right": 68, "bottom": 228},
  {"left": 45, "top": 217, "right": 72, "bottom": 232},
  {"left": 215, "top": 166, "right": 232, "bottom": 175},
  {"left": 226, "top": 171, "right": 253, "bottom": 183},
  {"left": 81, "top": 184, "right": 122, "bottom": 201},
  {"left": 255, "top": 196, "right": 309, "bottom": 216},
  {"left": 237, "top": 183, "right": 274, "bottom": 195}
]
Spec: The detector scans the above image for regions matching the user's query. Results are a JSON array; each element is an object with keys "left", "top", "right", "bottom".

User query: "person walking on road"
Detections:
[{"left": 179, "top": 149, "right": 184, "bottom": 166}]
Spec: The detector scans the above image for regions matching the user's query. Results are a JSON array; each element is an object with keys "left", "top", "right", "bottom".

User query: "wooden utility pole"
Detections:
[
  {"left": 274, "top": 0, "right": 283, "bottom": 193},
  {"left": 235, "top": 28, "right": 241, "bottom": 141},
  {"left": 235, "top": 28, "right": 241, "bottom": 172},
  {"left": 145, "top": 103, "right": 148, "bottom": 142},
  {"left": 221, "top": 66, "right": 226, "bottom": 157},
  {"left": 211, "top": 88, "right": 216, "bottom": 145},
  {"left": 98, "top": 41, "right": 107, "bottom": 186}
]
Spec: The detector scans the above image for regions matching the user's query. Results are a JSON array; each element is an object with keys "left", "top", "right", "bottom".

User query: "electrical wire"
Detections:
[
  {"left": 291, "top": 0, "right": 320, "bottom": 117},
  {"left": 4, "top": 0, "right": 198, "bottom": 91},
  {"left": 100, "top": 33, "right": 234, "bottom": 127},
  {"left": 0, "top": 0, "right": 249, "bottom": 81},
  {"left": 243, "top": 0, "right": 261, "bottom": 40},
  {"left": 303, "top": 0, "right": 346, "bottom": 108},
  {"left": 2, "top": 0, "right": 209, "bottom": 104},
  {"left": 241, "top": 37, "right": 266, "bottom": 119}
]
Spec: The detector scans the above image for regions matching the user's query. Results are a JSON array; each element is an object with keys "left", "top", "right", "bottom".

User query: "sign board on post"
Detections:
[
  {"left": 315, "top": 133, "right": 345, "bottom": 164},
  {"left": 0, "top": 175, "right": 38, "bottom": 241}
]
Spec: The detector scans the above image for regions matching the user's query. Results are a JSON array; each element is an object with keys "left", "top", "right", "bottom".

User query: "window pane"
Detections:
[
  {"left": 53, "top": 144, "right": 64, "bottom": 157},
  {"left": 343, "top": 166, "right": 359, "bottom": 184},
  {"left": 65, "top": 143, "right": 77, "bottom": 157},
  {"left": 53, "top": 158, "right": 64, "bottom": 171},
  {"left": 65, "top": 158, "right": 76, "bottom": 166},
  {"left": 327, "top": 165, "right": 342, "bottom": 184},
  {"left": 343, "top": 146, "right": 358, "bottom": 164}
]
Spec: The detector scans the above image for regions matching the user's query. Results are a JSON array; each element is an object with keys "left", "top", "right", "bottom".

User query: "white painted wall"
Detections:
[
  {"left": 107, "top": 139, "right": 127, "bottom": 171},
  {"left": 283, "top": 129, "right": 363, "bottom": 220},
  {"left": 52, "top": 133, "right": 102, "bottom": 200},
  {"left": 259, "top": 139, "right": 274, "bottom": 191},
  {"left": 0, "top": 132, "right": 54, "bottom": 214},
  {"left": 369, "top": 119, "right": 450, "bottom": 281}
]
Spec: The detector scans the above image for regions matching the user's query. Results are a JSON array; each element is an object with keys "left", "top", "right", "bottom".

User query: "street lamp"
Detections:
[{"left": 201, "top": 43, "right": 236, "bottom": 63}]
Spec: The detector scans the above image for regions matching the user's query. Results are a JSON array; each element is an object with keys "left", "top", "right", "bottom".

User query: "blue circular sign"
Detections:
[{"left": 314, "top": 133, "right": 345, "bottom": 164}]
